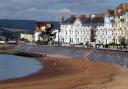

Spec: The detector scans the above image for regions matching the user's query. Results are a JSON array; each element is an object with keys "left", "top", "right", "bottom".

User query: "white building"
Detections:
[
  {"left": 81, "top": 14, "right": 105, "bottom": 47},
  {"left": 95, "top": 20, "right": 104, "bottom": 45},
  {"left": 51, "top": 28, "right": 59, "bottom": 42},
  {"left": 59, "top": 15, "right": 91, "bottom": 46},
  {"left": 102, "top": 10, "right": 115, "bottom": 45},
  {"left": 125, "top": 9, "right": 128, "bottom": 44},
  {"left": 114, "top": 3, "right": 128, "bottom": 44},
  {"left": 20, "top": 33, "right": 33, "bottom": 42}
]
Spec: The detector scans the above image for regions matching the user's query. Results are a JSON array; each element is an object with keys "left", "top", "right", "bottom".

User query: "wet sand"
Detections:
[
  {"left": 105, "top": 67, "right": 128, "bottom": 89},
  {"left": 0, "top": 56, "right": 125, "bottom": 89}
]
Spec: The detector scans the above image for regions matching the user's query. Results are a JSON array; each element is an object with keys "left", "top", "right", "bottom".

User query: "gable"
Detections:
[{"left": 73, "top": 19, "right": 82, "bottom": 27}]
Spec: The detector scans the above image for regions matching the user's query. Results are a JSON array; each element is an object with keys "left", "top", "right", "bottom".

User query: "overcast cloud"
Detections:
[{"left": 0, "top": 0, "right": 127, "bottom": 21}]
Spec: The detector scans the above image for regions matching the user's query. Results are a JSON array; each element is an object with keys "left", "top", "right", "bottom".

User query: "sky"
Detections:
[{"left": 0, "top": 0, "right": 128, "bottom": 21}]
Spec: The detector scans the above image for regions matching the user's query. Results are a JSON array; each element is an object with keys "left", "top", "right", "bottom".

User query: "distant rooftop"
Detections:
[
  {"left": 61, "top": 14, "right": 104, "bottom": 25},
  {"left": 115, "top": 3, "right": 128, "bottom": 15}
]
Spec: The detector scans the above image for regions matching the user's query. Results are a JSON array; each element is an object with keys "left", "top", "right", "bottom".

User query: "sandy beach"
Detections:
[{"left": 0, "top": 55, "right": 125, "bottom": 89}]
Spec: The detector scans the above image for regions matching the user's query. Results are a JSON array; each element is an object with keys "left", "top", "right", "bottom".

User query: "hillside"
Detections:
[
  {"left": 0, "top": 19, "right": 60, "bottom": 31},
  {"left": 0, "top": 19, "right": 36, "bottom": 30}
]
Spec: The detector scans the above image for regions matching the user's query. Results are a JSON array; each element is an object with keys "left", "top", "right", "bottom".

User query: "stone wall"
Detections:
[{"left": 14, "top": 44, "right": 128, "bottom": 67}]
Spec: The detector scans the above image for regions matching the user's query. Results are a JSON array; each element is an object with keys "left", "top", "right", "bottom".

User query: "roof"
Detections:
[
  {"left": 91, "top": 17, "right": 104, "bottom": 24},
  {"left": 106, "top": 9, "right": 114, "bottom": 16},
  {"left": 62, "top": 14, "right": 104, "bottom": 25},
  {"left": 62, "top": 15, "right": 77, "bottom": 24},
  {"left": 35, "top": 23, "right": 48, "bottom": 32},
  {"left": 36, "top": 21, "right": 60, "bottom": 28},
  {"left": 35, "top": 28, "right": 42, "bottom": 32},
  {"left": 35, "top": 21, "right": 60, "bottom": 32},
  {"left": 36, "top": 22, "right": 50, "bottom": 28},
  {"left": 79, "top": 15, "right": 86, "bottom": 24},
  {"left": 83, "top": 17, "right": 92, "bottom": 25},
  {"left": 115, "top": 3, "right": 128, "bottom": 15}
]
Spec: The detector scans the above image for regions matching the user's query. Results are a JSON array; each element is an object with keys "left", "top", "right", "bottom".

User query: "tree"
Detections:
[
  {"left": 90, "top": 28, "right": 96, "bottom": 42},
  {"left": 119, "top": 37, "right": 126, "bottom": 48},
  {"left": 38, "top": 25, "right": 56, "bottom": 45}
]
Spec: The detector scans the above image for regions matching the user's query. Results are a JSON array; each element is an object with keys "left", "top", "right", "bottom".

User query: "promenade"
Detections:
[{"left": 14, "top": 44, "right": 128, "bottom": 67}]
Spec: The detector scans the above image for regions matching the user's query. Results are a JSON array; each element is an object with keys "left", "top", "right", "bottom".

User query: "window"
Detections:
[
  {"left": 84, "top": 31, "right": 86, "bottom": 35},
  {"left": 76, "top": 23, "right": 80, "bottom": 27},
  {"left": 78, "top": 31, "right": 79, "bottom": 35},
  {"left": 70, "top": 38, "right": 71, "bottom": 42},
  {"left": 78, "top": 38, "right": 79, "bottom": 43},
  {"left": 116, "top": 39, "right": 117, "bottom": 43},
  {"left": 84, "top": 38, "right": 86, "bottom": 42},
  {"left": 61, "top": 38, "right": 64, "bottom": 42},
  {"left": 81, "top": 38, "right": 82, "bottom": 42},
  {"left": 116, "top": 23, "right": 117, "bottom": 27},
  {"left": 70, "top": 31, "right": 71, "bottom": 35},
  {"left": 72, "top": 38, "right": 73, "bottom": 43},
  {"left": 112, "top": 31, "right": 114, "bottom": 35},
  {"left": 122, "top": 30, "right": 123, "bottom": 35},
  {"left": 66, "top": 31, "right": 67, "bottom": 35}
]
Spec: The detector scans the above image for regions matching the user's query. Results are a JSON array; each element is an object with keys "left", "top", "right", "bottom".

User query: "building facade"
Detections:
[
  {"left": 20, "top": 33, "right": 33, "bottom": 42},
  {"left": 59, "top": 15, "right": 106, "bottom": 47},
  {"left": 114, "top": 3, "right": 128, "bottom": 44},
  {"left": 125, "top": 9, "right": 128, "bottom": 44},
  {"left": 59, "top": 15, "right": 91, "bottom": 46},
  {"left": 102, "top": 10, "right": 115, "bottom": 45}
]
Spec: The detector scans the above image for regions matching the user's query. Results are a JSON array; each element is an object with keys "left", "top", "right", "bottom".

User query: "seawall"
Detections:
[{"left": 14, "top": 44, "right": 128, "bottom": 67}]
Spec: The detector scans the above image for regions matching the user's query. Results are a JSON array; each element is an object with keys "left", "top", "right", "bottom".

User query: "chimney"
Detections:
[
  {"left": 79, "top": 15, "right": 86, "bottom": 22},
  {"left": 71, "top": 15, "right": 75, "bottom": 17},
  {"left": 61, "top": 16, "right": 64, "bottom": 23},
  {"left": 91, "top": 14, "right": 96, "bottom": 19},
  {"left": 79, "top": 15, "right": 86, "bottom": 19}
]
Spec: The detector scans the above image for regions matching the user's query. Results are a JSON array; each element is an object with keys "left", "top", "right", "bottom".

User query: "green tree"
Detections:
[
  {"left": 38, "top": 25, "right": 56, "bottom": 45},
  {"left": 119, "top": 37, "right": 126, "bottom": 48}
]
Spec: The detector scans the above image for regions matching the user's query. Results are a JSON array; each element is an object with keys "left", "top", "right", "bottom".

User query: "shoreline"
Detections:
[
  {"left": 0, "top": 56, "right": 75, "bottom": 83},
  {"left": 0, "top": 45, "right": 127, "bottom": 89},
  {"left": 0, "top": 56, "right": 120, "bottom": 89}
]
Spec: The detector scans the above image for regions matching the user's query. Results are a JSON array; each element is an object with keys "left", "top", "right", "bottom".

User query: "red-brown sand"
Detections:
[{"left": 0, "top": 56, "right": 124, "bottom": 89}]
